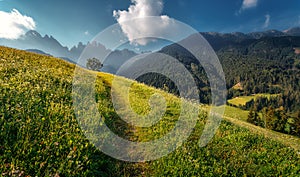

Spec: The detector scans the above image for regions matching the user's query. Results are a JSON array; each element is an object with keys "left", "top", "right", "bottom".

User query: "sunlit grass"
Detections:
[
  {"left": 224, "top": 105, "right": 249, "bottom": 121},
  {"left": 1, "top": 46, "right": 300, "bottom": 176},
  {"left": 228, "top": 94, "right": 280, "bottom": 107}
]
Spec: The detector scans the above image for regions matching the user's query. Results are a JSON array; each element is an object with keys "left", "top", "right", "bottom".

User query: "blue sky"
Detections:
[{"left": 0, "top": 0, "right": 300, "bottom": 48}]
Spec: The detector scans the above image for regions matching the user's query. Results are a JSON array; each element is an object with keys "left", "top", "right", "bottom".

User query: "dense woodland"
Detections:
[{"left": 136, "top": 35, "right": 300, "bottom": 137}]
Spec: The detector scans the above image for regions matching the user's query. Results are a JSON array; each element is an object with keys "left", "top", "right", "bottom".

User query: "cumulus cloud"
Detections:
[
  {"left": 0, "top": 9, "right": 36, "bottom": 39},
  {"left": 263, "top": 14, "right": 271, "bottom": 28},
  {"left": 113, "top": 0, "right": 174, "bottom": 46}
]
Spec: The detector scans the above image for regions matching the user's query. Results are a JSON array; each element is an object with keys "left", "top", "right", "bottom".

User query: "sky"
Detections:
[{"left": 0, "top": 0, "right": 300, "bottom": 48}]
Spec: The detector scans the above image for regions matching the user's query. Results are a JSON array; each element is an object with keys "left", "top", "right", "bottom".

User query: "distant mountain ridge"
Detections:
[
  {"left": 199, "top": 27, "right": 300, "bottom": 51},
  {"left": 0, "top": 30, "right": 137, "bottom": 73},
  {"left": 0, "top": 27, "right": 300, "bottom": 61},
  {"left": 0, "top": 30, "right": 108, "bottom": 62},
  {"left": 1, "top": 27, "right": 300, "bottom": 73},
  {"left": 284, "top": 27, "right": 300, "bottom": 36}
]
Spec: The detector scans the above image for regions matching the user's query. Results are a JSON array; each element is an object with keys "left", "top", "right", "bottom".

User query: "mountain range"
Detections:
[
  {"left": 0, "top": 30, "right": 138, "bottom": 73},
  {"left": 1, "top": 27, "right": 300, "bottom": 74}
]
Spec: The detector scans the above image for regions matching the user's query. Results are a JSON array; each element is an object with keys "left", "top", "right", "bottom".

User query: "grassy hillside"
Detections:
[
  {"left": 1, "top": 46, "right": 300, "bottom": 176},
  {"left": 224, "top": 105, "right": 249, "bottom": 121}
]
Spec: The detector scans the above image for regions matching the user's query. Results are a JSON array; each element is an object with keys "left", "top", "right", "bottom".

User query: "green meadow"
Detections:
[
  {"left": 1, "top": 46, "right": 300, "bottom": 176},
  {"left": 228, "top": 94, "right": 280, "bottom": 107}
]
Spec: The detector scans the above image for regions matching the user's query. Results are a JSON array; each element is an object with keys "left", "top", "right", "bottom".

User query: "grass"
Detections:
[
  {"left": 228, "top": 94, "right": 280, "bottom": 107},
  {"left": 1, "top": 46, "right": 300, "bottom": 176},
  {"left": 224, "top": 105, "right": 249, "bottom": 121},
  {"left": 228, "top": 96, "right": 255, "bottom": 106},
  {"left": 223, "top": 116, "right": 300, "bottom": 152}
]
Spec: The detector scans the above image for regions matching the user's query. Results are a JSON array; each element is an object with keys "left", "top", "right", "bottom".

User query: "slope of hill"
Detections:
[
  {"left": 145, "top": 35, "right": 300, "bottom": 111},
  {"left": 1, "top": 46, "right": 300, "bottom": 176},
  {"left": 26, "top": 49, "right": 52, "bottom": 56}
]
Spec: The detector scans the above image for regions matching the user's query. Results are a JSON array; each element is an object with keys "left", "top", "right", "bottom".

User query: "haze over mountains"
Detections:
[
  {"left": 1, "top": 27, "right": 300, "bottom": 74},
  {"left": 0, "top": 30, "right": 137, "bottom": 73}
]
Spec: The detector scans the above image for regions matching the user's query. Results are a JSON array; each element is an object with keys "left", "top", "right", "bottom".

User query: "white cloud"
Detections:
[
  {"left": 263, "top": 14, "right": 271, "bottom": 28},
  {"left": 237, "top": 0, "right": 258, "bottom": 14},
  {"left": 84, "top": 31, "right": 89, "bottom": 35},
  {"left": 241, "top": 0, "right": 258, "bottom": 10},
  {"left": 113, "top": 0, "right": 173, "bottom": 46},
  {"left": 0, "top": 9, "right": 36, "bottom": 39}
]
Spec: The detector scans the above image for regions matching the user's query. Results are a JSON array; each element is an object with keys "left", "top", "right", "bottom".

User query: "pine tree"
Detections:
[
  {"left": 247, "top": 108, "right": 255, "bottom": 124},
  {"left": 293, "top": 111, "right": 300, "bottom": 136},
  {"left": 253, "top": 111, "right": 263, "bottom": 127},
  {"left": 265, "top": 107, "right": 275, "bottom": 129}
]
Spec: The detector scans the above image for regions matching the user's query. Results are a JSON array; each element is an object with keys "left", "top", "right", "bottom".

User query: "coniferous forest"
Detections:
[{"left": 136, "top": 35, "right": 300, "bottom": 137}]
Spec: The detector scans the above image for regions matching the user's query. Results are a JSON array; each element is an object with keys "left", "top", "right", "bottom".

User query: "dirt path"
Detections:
[{"left": 223, "top": 116, "right": 300, "bottom": 152}]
